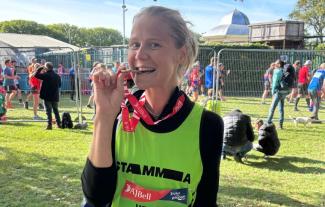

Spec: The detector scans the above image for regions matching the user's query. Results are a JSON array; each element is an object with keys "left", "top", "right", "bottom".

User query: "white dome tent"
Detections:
[{"left": 203, "top": 9, "right": 250, "bottom": 43}]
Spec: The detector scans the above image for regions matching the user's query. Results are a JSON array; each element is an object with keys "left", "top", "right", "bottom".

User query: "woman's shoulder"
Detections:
[{"left": 201, "top": 109, "right": 224, "bottom": 133}]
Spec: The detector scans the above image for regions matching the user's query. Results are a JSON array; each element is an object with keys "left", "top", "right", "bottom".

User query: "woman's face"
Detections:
[{"left": 128, "top": 14, "right": 185, "bottom": 90}]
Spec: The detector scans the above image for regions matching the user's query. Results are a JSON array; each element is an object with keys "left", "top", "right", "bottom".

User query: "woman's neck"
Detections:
[{"left": 144, "top": 86, "right": 176, "bottom": 116}]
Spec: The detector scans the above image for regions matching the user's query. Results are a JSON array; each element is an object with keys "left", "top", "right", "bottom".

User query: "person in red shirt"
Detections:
[
  {"left": 24, "top": 58, "right": 42, "bottom": 120},
  {"left": 190, "top": 62, "right": 200, "bottom": 102},
  {"left": 294, "top": 60, "right": 311, "bottom": 111}
]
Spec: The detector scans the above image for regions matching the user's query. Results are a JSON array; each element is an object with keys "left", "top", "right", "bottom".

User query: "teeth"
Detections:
[{"left": 137, "top": 67, "right": 155, "bottom": 72}]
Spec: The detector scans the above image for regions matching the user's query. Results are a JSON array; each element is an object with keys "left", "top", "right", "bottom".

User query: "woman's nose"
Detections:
[{"left": 135, "top": 45, "right": 149, "bottom": 60}]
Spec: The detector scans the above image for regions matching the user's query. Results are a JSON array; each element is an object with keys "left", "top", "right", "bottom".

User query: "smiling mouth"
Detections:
[{"left": 134, "top": 67, "right": 156, "bottom": 74}]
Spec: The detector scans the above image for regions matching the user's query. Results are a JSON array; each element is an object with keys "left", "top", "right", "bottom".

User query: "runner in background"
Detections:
[
  {"left": 24, "top": 58, "right": 42, "bottom": 120},
  {"left": 294, "top": 60, "right": 312, "bottom": 111},
  {"left": 308, "top": 63, "right": 325, "bottom": 121},
  {"left": 286, "top": 60, "right": 301, "bottom": 103}
]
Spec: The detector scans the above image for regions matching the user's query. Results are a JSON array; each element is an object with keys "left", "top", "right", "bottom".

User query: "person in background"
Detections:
[
  {"left": 57, "top": 63, "right": 65, "bottom": 76},
  {"left": 197, "top": 61, "right": 205, "bottom": 96},
  {"left": 222, "top": 109, "right": 254, "bottom": 162},
  {"left": 40, "top": 59, "right": 46, "bottom": 66},
  {"left": 286, "top": 60, "right": 301, "bottom": 103},
  {"left": 0, "top": 87, "right": 6, "bottom": 120},
  {"left": 266, "top": 59, "right": 289, "bottom": 129},
  {"left": 81, "top": 6, "right": 224, "bottom": 207},
  {"left": 294, "top": 60, "right": 312, "bottom": 111},
  {"left": 217, "top": 63, "right": 230, "bottom": 101},
  {"left": 11, "top": 60, "right": 22, "bottom": 104},
  {"left": 307, "top": 63, "right": 325, "bottom": 121},
  {"left": 2, "top": 59, "right": 17, "bottom": 109},
  {"left": 205, "top": 57, "right": 216, "bottom": 95},
  {"left": 32, "top": 62, "right": 61, "bottom": 130},
  {"left": 254, "top": 119, "right": 280, "bottom": 157},
  {"left": 69, "top": 65, "right": 75, "bottom": 101},
  {"left": 112, "top": 61, "right": 120, "bottom": 73},
  {"left": 86, "top": 62, "right": 100, "bottom": 109},
  {"left": 190, "top": 61, "right": 200, "bottom": 102},
  {"left": 0, "top": 66, "right": 3, "bottom": 89},
  {"left": 24, "top": 58, "right": 42, "bottom": 120},
  {"left": 261, "top": 62, "right": 275, "bottom": 104}
]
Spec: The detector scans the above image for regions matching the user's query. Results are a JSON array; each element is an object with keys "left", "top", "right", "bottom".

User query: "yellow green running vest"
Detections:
[{"left": 112, "top": 104, "right": 204, "bottom": 207}]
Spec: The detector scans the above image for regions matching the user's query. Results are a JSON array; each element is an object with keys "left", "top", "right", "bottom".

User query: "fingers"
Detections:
[
  {"left": 93, "top": 68, "right": 121, "bottom": 89},
  {"left": 116, "top": 72, "right": 125, "bottom": 92}
]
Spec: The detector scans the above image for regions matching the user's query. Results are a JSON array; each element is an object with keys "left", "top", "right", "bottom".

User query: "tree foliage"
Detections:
[
  {"left": 289, "top": 0, "right": 325, "bottom": 43},
  {"left": 83, "top": 27, "right": 123, "bottom": 46},
  {"left": 0, "top": 20, "right": 65, "bottom": 40},
  {"left": 315, "top": 43, "right": 325, "bottom": 50},
  {"left": 0, "top": 20, "right": 123, "bottom": 47}
]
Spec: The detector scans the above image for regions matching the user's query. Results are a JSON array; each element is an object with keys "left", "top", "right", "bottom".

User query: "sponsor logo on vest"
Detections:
[
  {"left": 117, "top": 161, "right": 191, "bottom": 184},
  {"left": 122, "top": 181, "right": 188, "bottom": 204}
]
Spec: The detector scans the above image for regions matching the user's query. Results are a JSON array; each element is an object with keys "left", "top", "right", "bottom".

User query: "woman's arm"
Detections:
[
  {"left": 194, "top": 110, "right": 224, "bottom": 207},
  {"left": 81, "top": 69, "right": 125, "bottom": 206}
]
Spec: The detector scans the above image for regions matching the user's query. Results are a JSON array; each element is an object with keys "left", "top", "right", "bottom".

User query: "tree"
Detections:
[
  {"left": 83, "top": 27, "right": 123, "bottom": 46},
  {"left": 0, "top": 20, "right": 64, "bottom": 40},
  {"left": 47, "top": 24, "right": 82, "bottom": 46},
  {"left": 289, "top": 0, "right": 325, "bottom": 43},
  {"left": 315, "top": 43, "right": 325, "bottom": 50},
  {"left": 0, "top": 20, "right": 124, "bottom": 47}
]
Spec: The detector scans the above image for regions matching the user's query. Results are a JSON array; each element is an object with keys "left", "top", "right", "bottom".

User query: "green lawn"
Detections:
[{"left": 0, "top": 95, "right": 324, "bottom": 206}]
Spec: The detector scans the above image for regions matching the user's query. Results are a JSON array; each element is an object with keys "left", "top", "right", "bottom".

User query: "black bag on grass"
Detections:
[{"left": 61, "top": 112, "right": 73, "bottom": 129}]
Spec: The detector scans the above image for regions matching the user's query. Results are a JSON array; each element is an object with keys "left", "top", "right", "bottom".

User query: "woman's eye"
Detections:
[
  {"left": 150, "top": 43, "right": 161, "bottom": 49},
  {"left": 129, "top": 42, "right": 140, "bottom": 50}
]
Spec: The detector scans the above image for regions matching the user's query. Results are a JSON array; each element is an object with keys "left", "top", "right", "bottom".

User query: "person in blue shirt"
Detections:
[
  {"left": 112, "top": 61, "right": 120, "bottom": 74},
  {"left": 308, "top": 63, "right": 325, "bottom": 121},
  {"left": 69, "top": 66, "right": 75, "bottom": 101},
  {"left": 266, "top": 59, "right": 290, "bottom": 129},
  {"left": 205, "top": 57, "right": 216, "bottom": 92},
  {"left": 2, "top": 59, "right": 17, "bottom": 108}
]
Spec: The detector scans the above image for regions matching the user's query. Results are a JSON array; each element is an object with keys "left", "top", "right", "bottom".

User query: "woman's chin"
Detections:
[{"left": 133, "top": 81, "right": 149, "bottom": 90}]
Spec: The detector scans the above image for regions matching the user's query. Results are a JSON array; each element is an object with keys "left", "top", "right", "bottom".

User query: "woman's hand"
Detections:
[{"left": 92, "top": 67, "right": 125, "bottom": 117}]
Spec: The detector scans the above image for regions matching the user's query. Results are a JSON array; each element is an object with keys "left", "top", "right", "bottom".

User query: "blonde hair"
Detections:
[
  {"left": 319, "top": 63, "right": 325, "bottom": 69},
  {"left": 133, "top": 6, "right": 198, "bottom": 79}
]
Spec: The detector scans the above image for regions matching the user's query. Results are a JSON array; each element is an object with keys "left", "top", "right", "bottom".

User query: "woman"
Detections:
[
  {"left": 266, "top": 59, "right": 289, "bottom": 129},
  {"left": 261, "top": 62, "right": 275, "bottom": 104},
  {"left": 81, "top": 6, "right": 223, "bottom": 207}
]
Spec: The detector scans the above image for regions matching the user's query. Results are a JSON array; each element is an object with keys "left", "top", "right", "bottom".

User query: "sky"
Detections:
[{"left": 0, "top": 0, "right": 298, "bottom": 37}]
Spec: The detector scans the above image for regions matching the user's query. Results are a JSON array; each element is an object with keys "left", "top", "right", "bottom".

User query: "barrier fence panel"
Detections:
[
  {"left": 216, "top": 48, "right": 325, "bottom": 121},
  {"left": 3, "top": 46, "right": 324, "bottom": 124},
  {"left": 76, "top": 46, "right": 128, "bottom": 122},
  {"left": 0, "top": 46, "right": 81, "bottom": 124}
]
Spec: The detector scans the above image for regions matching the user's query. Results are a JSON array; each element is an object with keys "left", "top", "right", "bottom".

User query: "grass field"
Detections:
[{"left": 0, "top": 94, "right": 324, "bottom": 206}]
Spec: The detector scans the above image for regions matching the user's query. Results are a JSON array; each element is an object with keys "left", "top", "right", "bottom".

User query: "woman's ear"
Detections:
[{"left": 179, "top": 46, "right": 187, "bottom": 65}]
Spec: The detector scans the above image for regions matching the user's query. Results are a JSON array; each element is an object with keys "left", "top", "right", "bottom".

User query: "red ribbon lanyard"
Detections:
[{"left": 117, "top": 70, "right": 185, "bottom": 132}]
